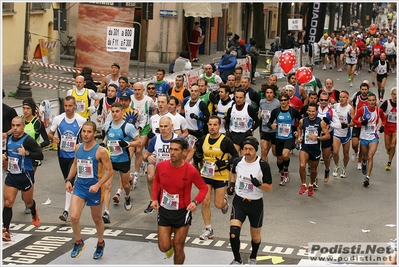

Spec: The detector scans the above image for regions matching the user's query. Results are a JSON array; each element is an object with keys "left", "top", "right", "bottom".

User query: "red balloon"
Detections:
[
  {"left": 279, "top": 51, "right": 296, "bottom": 74},
  {"left": 296, "top": 67, "right": 313, "bottom": 84},
  {"left": 370, "top": 24, "right": 376, "bottom": 31}
]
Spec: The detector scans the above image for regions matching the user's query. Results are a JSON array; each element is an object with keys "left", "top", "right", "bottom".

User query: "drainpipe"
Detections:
[{"left": 159, "top": 3, "right": 165, "bottom": 63}]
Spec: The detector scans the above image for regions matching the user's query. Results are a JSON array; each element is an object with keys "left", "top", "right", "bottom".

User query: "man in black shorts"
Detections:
[
  {"left": 225, "top": 88, "right": 260, "bottom": 155},
  {"left": 196, "top": 116, "right": 239, "bottom": 240},
  {"left": 267, "top": 92, "right": 301, "bottom": 185},
  {"left": 2, "top": 117, "right": 44, "bottom": 241},
  {"left": 151, "top": 138, "right": 208, "bottom": 264},
  {"left": 259, "top": 84, "right": 280, "bottom": 162},
  {"left": 296, "top": 103, "right": 330, "bottom": 196},
  {"left": 228, "top": 136, "right": 272, "bottom": 265},
  {"left": 101, "top": 103, "right": 141, "bottom": 223}
]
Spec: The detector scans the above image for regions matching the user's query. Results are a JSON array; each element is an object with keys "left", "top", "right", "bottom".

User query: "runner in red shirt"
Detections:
[{"left": 151, "top": 138, "right": 208, "bottom": 264}]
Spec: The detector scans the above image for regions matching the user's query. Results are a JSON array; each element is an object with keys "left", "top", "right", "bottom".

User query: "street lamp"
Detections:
[{"left": 15, "top": 2, "right": 32, "bottom": 99}]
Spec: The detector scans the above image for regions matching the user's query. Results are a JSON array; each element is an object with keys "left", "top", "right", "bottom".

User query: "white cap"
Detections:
[
  {"left": 284, "top": 84, "right": 295, "bottom": 91},
  {"left": 357, "top": 35, "right": 362, "bottom": 38}
]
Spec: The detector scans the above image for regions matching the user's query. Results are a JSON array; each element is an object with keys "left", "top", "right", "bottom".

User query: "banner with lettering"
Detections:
[
  {"left": 75, "top": 3, "right": 135, "bottom": 76},
  {"left": 303, "top": 3, "right": 327, "bottom": 45}
]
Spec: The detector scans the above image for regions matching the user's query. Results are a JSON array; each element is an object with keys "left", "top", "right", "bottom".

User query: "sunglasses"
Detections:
[
  {"left": 319, "top": 99, "right": 329, "bottom": 102},
  {"left": 147, "top": 87, "right": 156, "bottom": 90},
  {"left": 280, "top": 99, "right": 288, "bottom": 102}
]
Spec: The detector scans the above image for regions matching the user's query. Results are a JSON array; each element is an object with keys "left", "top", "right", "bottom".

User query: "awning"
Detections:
[{"left": 183, "top": 3, "right": 223, "bottom": 18}]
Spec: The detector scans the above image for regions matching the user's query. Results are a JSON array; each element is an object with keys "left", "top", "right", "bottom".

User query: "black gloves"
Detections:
[
  {"left": 379, "top": 126, "right": 385, "bottom": 133},
  {"left": 155, "top": 128, "right": 160, "bottom": 133},
  {"left": 250, "top": 174, "right": 261, "bottom": 187},
  {"left": 341, "top": 123, "right": 348, "bottom": 129},
  {"left": 361, "top": 119, "right": 368, "bottom": 126},
  {"left": 227, "top": 182, "right": 235, "bottom": 195},
  {"left": 190, "top": 113, "right": 199, "bottom": 120},
  {"left": 118, "top": 139, "right": 129, "bottom": 148},
  {"left": 322, "top": 117, "right": 331, "bottom": 125},
  {"left": 215, "top": 157, "right": 227, "bottom": 169},
  {"left": 245, "top": 129, "right": 253, "bottom": 137},
  {"left": 99, "top": 142, "right": 106, "bottom": 147}
]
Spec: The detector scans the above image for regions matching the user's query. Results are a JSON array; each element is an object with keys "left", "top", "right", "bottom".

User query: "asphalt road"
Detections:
[{"left": 2, "top": 54, "right": 398, "bottom": 265}]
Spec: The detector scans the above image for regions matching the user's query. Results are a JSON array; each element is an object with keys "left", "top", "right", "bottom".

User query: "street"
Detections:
[{"left": 2, "top": 54, "right": 397, "bottom": 265}]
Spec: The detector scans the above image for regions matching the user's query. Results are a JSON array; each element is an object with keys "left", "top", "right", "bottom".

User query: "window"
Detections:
[
  {"left": 31, "top": 3, "right": 45, "bottom": 11},
  {"left": 2, "top": 3, "right": 14, "bottom": 12}
]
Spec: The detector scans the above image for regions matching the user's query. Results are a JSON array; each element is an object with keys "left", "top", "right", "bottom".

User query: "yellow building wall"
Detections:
[{"left": 2, "top": 3, "right": 60, "bottom": 76}]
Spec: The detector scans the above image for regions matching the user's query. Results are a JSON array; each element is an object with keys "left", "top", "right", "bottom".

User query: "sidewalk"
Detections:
[{"left": 3, "top": 39, "right": 277, "bottom": 108}]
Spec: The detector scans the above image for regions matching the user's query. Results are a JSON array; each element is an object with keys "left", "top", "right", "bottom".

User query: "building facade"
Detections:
[{"left": 2, "top": 2, "right": 280, "bottom": 76}]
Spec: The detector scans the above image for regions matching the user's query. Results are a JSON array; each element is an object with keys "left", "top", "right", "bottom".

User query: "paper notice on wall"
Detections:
[{"left": 106, "top": 27, "right": 134, "bottom": 52}]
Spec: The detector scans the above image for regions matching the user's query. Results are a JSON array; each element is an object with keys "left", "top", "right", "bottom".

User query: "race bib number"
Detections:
[
  {"left": 377, "top": 67, "right": 386, "bottom": 75},
  {"left": 387, "top": 112, "right": 396, "bottom": 123},
  {"left": 200, "top": 161, "right": 215, "bottom": 178},
  {"left": 365, "top": 125, "right": 375, "bottom": 132},
  {"left": 60, "top": 135, "right": 77, "bottom": 152},
  {"left": 107, "top": 140, "right": 123, "bottom": 156},
  {"left": 261, "top": 110, "right": 271, "bottom": 122},
  {"left": 277, "top": 124, "right": 291, "bottom": 137},
  {"left": 185, "top": 134, "right": 198, "bottom": 148},
  {"left": 77, "top": 159, "right": 94, "bottom": 178},
  {"left": 76, "top": 100, "right": 86, "bottom": 112},
  {"left": 233, "top": 117, "right": 247, "bottom": 128},
  {"left": 338, "top": 115, "right": 347, "bottom": 124},
  {"left": 7, "top": 157, "right": 21, "bottom": 174},
  {"left": 238, "top": 176, "right": 254, "bottom": 193},
  {"left": 156, "top": 152, "right": 170, "bottom": 165},
  {"left": 161, "top": 189, "right": 179, "bottom": 210},
  {"left": 304, "top": 126, "right": 318, "bottom": 145}
]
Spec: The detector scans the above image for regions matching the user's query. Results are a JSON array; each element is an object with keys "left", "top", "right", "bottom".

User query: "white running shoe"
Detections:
[
  {"left": 332, "top": 166, "right": 339, "bottom": 177},
  {"left": 340, "top": 168, "right": 346, "bottom": 178},
  {"left": 357, "top": 162, "right": 362, "bottom": 170}
]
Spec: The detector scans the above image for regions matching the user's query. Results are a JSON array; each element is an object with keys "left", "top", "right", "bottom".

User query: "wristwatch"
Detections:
[{"left": 192, "top": 200, "right": 199, "bottom": 206}]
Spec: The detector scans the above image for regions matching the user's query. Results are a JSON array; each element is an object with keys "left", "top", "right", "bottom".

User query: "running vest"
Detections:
[
  {"left": 360, "top": 106, "right": 382, "bottom": 140},
  {"left": 6, "top": 134, "right": 33, "bottom": 173},
  {"left": 57, "top": 116, "right": 82, "bottom": 158},
  {"left": 301, "top": 116, "right": 322, "bottom": 148},
  {"left": 152, "top": 132, "right": 178, "bottom": 165},
  {"left": 105, "top": 121, "right": 131, "bottom": 163},
  {"left": 184, "top": 99, "right": 204, "bottom": 131},
  {"left": 107, "top": 74, "right": 120, "bottom": 87},
  {"left": 201, "top": 134, "right": 229, "bottom": 181},
  {"left": 71, "top": 88, "right": 90, "bottom": 119},
  {"left": 333, "top": 103, "right": 352, "bottom": 138},
  {"left": 23, "top": 116, "right": 40, "bottom": 143},
  {"left": 275, "top": 108, "right": 295, "bottom": 139},
  {"left": 101, "top": 97, "right": 119, "bottom": 124},
  {"left": 376, "top": 61, "right": 388, "bottom": 75},
  {"left": 317, "top": 105, "right": 334, "bottom": 132},
  {"left": 217, "top": 99, "right": 233, "bottom": 134},
  {"left": 229, "top": 103, "right": 253, "bottom": 133},
  {"left": 201, "top": 73, "right": 219, "bottom": 92},
  {"left": 170, "top": 87, "right": 187, "bottom": 103},
  {"left": 199, "top": 91, "right": 213, "bottom": 115},
  {"left": 384, "top": 100, "right": 397, "bottom": 125},
  {"left": 76, "top": 143, "right": 102, "bottom": 184},
  {"left": 131, "top": 96, "right": 151, "bottom": 125}
]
